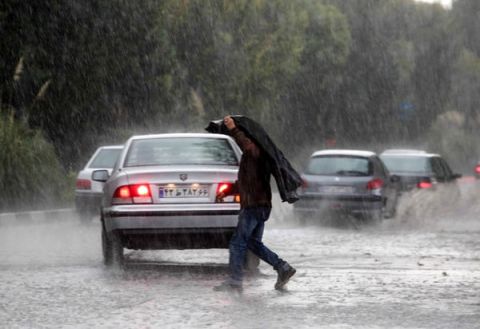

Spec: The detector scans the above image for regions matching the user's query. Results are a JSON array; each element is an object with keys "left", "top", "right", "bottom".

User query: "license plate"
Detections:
[
  {"left": 319, "top": 186, "right": 354, "bottom": 194},
  {"left": 159, "top": 185, "right": 209, "bottom": 198}
]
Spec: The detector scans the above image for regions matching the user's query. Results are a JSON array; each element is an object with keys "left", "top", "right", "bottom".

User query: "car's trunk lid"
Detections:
[{"left": 122, "top": 165, "right": 238, "bottom": 203}]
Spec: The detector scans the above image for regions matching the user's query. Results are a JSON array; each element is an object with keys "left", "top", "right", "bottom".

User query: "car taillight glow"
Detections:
[
  {"left": 216, "top": 182, "right": 239, "bottom": 203},
  {"left": 475, "top": 165, "right": 480, "bottom": 174},
  {"left": 117, "top": 186, "right": 131, "bottom": 198},
  {"left": 135, "top": 185, "right": 150, "bottom": 196},
  {"left": 217, "top": 182, "right": 233, "bottom": 195},
  {"left": 417, "top": 181, "right": 433, "bottom": 189},
  {"left": 76, "top": 179, "right": 91, "bottom": 190},
  {"left": 113, "top": 184, "right": 152, "bottom": 204},
  {"left": 367, "top": 178, "right": 383, "bottom": 190}
]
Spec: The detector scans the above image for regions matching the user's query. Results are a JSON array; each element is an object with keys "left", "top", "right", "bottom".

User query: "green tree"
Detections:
[
  {"left": 0, "top": 112, "right": 67, "bottom": 210},
  {"left": 280, "top": 1, "right": 350, "bottom": 152},
  {"left": 163, "top": 0, "right": 308, "bottom": 127},
  {"left": 452, "top": 0, "right": 480, "bottom": 56},
  {"left": 1, "top": 1, "right": 178, "bottom": 168},
  {"left": 450, "top": 0, "right": 480, "bottom": 133}
]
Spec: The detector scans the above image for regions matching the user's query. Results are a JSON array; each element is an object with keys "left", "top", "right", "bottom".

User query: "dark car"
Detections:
[
  {"left": 379, "top": 149, "right": 461, "bottom": 192},
  {"left": 294, "top": 150, "right": 400, "bottom": 224}
]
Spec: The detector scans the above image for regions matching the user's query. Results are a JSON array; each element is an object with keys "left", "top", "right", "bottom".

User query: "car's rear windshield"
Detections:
[
  {"left": 380, "top": 155, "right": 431, "bottom": 173},
  {"left": 89, "top": 149, "right": 122, "bottom": 168},
  {"left": 124, "top": 137, "right": 238, "bottom": 167},
  {"left": 306, "top": 155, "right": 372, "bottom": 176}
]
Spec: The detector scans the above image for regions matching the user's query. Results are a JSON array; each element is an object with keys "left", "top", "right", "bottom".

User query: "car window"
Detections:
[
  {"left": 124, "top": 137, "right": 239, "bottom": 167},
  {"left": 89, "top": 149, "right": 122, "bottom": 168},
  {"left": 373, "top": 156, "right": 387, "bottom": 178},
  {"left": 431, "top": 157, "right": 446, "bottom": 179},
  {"left": 306, "top": 156, "right": 372, "bottom": 176},
  {"left": 439, "top": 158, "right": 453, "bottom": 177},
  {"left": 380, "top": 155, "right": 431, "bottom": 173}
]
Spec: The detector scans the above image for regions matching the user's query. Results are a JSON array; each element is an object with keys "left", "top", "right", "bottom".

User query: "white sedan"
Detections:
[
  {"left": 75, "top": 145, "right": 123, "bottom": 218},
  {"left": 94, "top": 133, "right": 253, "bottom": 268}
]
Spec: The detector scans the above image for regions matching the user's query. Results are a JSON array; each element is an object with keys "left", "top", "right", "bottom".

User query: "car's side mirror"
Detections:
[
  {"left": 92, "top": 170, "right": 109, "bottom": 182},
  {"left": 390, "top": 175, "right": 401, "bottom": 183}
]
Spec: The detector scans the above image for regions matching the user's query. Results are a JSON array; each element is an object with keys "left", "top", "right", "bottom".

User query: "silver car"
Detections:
[
  {"left": 75, "top": 145, "right": 123, "bottom": 218},
  {"left": 94, "top": 133, "right": 243, "bottom": 267},
  {"left": 294, "top": 150, "right": 400, "bottom": 224}
]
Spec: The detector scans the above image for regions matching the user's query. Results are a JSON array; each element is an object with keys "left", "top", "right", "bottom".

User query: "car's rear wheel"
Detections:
[
  {"left": 384, "top": 195, "right": 398, "bottom": 219},
  {"left": 77, "top": 208, "right": 94, "bottom": 223},
  {"left": 102, "top": 225, "right": 124, "bottom": 267},
  {"left": 367, "top": 209, "right": 383, "bottom": 224}
]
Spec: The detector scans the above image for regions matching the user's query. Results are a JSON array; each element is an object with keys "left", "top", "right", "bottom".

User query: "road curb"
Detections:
[{"left": 0, "top": 208, "right": 74, "bottom": 224}]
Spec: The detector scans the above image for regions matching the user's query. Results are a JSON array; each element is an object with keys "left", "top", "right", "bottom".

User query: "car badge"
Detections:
[{"left": 179, "top": 173, "right": 188, "bottom": 181}]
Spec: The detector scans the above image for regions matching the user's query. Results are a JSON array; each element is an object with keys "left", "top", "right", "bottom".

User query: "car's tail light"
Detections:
[
  {"left": 113, "top": 184, "right": 152, "bottom": 204},
  {"left": 76, "top": 179, "right": 91, "bottom": 190},
  {"left": 417, "top": 180, "right": 433, "bottom": 189},
  {"left": 131, "top": 184, "right": 152, "bottom": 203},
  {"left": 217, "top": 182, "right": 233, "bottom": 195},
  {"left": 216, "top": 182, "right": 239, "bottom": 203},
  {"left": 367, "top": 178, "right": 383, "bottom": 190},
  {"left": 475, "top": 165, "right": 480, "bottom": 174},
  {"left": 117, "top": 186, "right": 131, "bottom": 197}
]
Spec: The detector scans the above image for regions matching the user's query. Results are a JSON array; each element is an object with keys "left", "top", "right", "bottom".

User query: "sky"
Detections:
[{"left": 415, "top": 0, "right": 453, "bottom": 8}]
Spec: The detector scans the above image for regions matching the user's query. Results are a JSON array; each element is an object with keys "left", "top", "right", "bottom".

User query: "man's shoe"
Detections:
[
  {"left": 213, "top": 281, "right": 243, "bottom": 293},
  {"left": 275, "top": 262, "right": 296, "bottom": 290}
]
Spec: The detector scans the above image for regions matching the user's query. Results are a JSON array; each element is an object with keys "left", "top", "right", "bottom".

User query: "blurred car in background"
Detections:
[
  {"left": 379, "top": 149, "right": 462, "bottom": 192},
  {"left": 75, "top": 145, "right": 123, "bottom": 218},
  {"left": 294, "top": 149, "right": 400, "bottom": 224},
  {"left": 94, "top": 133, "right": 256, "bottom": 268}
]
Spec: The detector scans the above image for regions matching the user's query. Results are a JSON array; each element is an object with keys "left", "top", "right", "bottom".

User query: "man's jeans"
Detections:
[{"left": 228, "top": 207, "right": 283, "bottom": 285}]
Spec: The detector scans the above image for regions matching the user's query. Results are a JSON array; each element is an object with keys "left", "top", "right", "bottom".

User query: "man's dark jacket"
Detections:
[{"left": 206, "top": 115, "right": 302, "bottom": 203}]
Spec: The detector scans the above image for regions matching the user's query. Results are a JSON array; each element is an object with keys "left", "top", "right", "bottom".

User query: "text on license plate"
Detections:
[
  {"left": 319, "top": 186, "right": 354, "bottom": 194},
  {"left": 159, "top": 185, "right": 209, "bottom": 198}
]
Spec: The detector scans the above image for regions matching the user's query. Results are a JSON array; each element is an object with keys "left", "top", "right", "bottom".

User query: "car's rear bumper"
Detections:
[
  {"left": 119, "top": 227, "right": 236, "bottom": 249},
  {"left": 103, "top": 203, "right": 240, "bottom": 232},
  {"left": 103, "top": 204, "right": 240, "bottom": 249},
  {"left": 294, "top": 195, "right": 383, "bottom": 215}
]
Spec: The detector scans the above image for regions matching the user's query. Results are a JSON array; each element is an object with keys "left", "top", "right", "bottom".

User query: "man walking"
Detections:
[{"left": 214, "top": 116, "right": 296, "bottom": 292}]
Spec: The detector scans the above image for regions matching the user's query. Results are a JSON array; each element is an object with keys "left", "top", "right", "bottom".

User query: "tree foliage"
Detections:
[
  {"left": 0, "top": 113, "right": 68, "bottom": 210},
  {"left": 0, "top": 0, "right": 479, "bottom": 208}
]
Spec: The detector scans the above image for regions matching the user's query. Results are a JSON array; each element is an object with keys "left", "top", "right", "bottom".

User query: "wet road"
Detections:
[{"left": 1, "top": 191, "right": 479, "bottom": 329}]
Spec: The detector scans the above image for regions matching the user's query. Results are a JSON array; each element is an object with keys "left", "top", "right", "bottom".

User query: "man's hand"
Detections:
[{"left": 224, "top": 116, "right": 236, "bottom": 130}]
